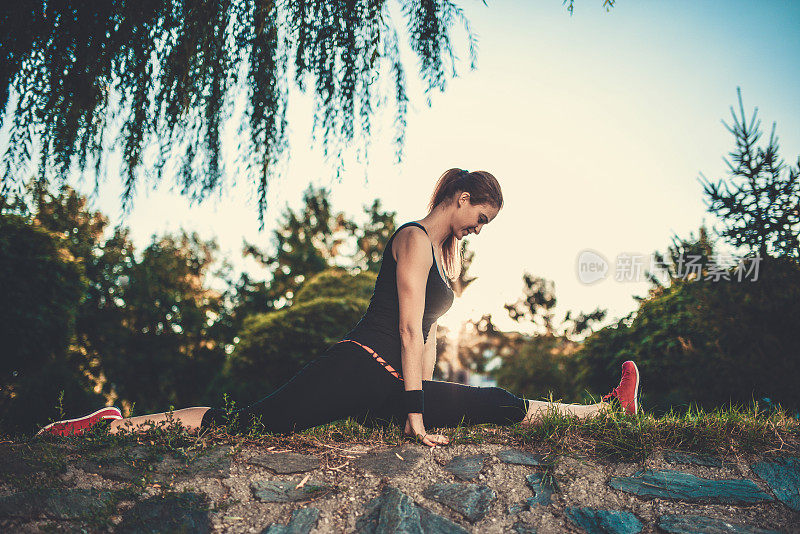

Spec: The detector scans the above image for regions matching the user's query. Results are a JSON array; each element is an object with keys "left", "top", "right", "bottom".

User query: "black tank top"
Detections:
[{"left": 344, "top": 222, "right": 455, "bottom": 359}]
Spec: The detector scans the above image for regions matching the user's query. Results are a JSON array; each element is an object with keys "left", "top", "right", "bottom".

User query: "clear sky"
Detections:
[{"left": 56, "top": 0, "right": 800, "bottom": 338}]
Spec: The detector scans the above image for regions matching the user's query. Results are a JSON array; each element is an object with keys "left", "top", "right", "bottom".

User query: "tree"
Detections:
[
  {"left": 0, "top": 214, "right": 103, "bottom": 433},
  {"left": 350, "top": 198, "right": 398, "bottom": 274},
  {"left": 14, "top": 182, "right": 234, "bottom": 415},
  {"left": 292, "top": 266, "right": 376, "bottom": 305},
  {"left": 698, "top": 87, "right": 800, "bottom": 260},
  {"left": 504, "top": 273, "right": 558, "bottom": 336},
  {"left": 636, "top": 224, "right": 716, "bottom": 303},
  {"left": 237, "top": 183, "right": 357, "bottom": 314},
  {"left": 29, "top": 184, "right": 138, "bottom": 400},
  {"left": 103, "top": 231, "right": 231, "bottom": 414},
  {"left": 0, "top": 0, "right": 480, "bottom": 226},
  {"left": 503, "top": 272, "right": 606, "bottom": 338},
  {"left": 490, "top": 334, "right": 580, "bottom": 402},
  {"left": 479, "top": 272, "right": 607, "bottom": 401},
  {"left": 562, "top": 0, "right": 615, "bottom": 15},
  {"left": 451, "top": 238, "right": 479, "bottom": 297}
]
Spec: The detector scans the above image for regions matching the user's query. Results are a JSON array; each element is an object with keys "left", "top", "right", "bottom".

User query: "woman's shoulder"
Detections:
[{"left": 391, "top": 224, "right": 432, "bottom": 264}]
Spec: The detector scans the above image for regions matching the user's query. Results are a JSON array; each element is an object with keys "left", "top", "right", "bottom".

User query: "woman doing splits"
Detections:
[{"left": 38, "top": 169, "right": 640, "bottom": 448}]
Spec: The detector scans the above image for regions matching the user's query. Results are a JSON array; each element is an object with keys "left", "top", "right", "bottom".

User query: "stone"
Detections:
[
  {"left": 663, "top": 451, "right": 725, "bottom": 468},
  {"left": 261, "top": 507, "right": 321, "bottom": 534},
  {"left": 512, "top": 521, "right": 538, "bottom": 534},
  {"left": 608, "top": 469, "right": 773, "bottom": 504},
  {"left": 355, "top": 486, "right": 468, "bottom": 534},
  {"left": 497, "top": 449, "right": 545, "bottom": 467},
  {"left": 0, "top": 443, "right": 66, "bottom": 484},
  {"left": 507, "top": 498, "right": 543, "bottom": 515},
  {"left": 353, "top": 444, "right": 425, "bottom": 477},
  {"left": 657, "top": 514, "right": 783, "bottom": 534},
  {"left": 444, "top": 454, "right": 488, "bottom": 481},
  {"left": 74, "top": 444, "right": 154, "bottom": 481},
  {"left": 751, "top": 456, "right": 800, "bottom": 512},
  {"left": 526, "top": 472, "right": 556, "bottom": 505},
  {"left": 355, "top": 493, "right": 385, "bottom": 533},
  {"left": 422, "top": 482, "right": 496, "bottom": 523},
  {"left": 249, "top": 452, "right": 320, "bottom": 474},
  {"left": 77, "top": 444, "right": 230, "bottom": 482},
  {"left": 507, "top": 502, "right": 528, "bottom": 514},
  {"left": 0, "top": 488, "right": 122, "bottom": 520},
  {"left": 374, "top": 484, "right": 422, "bottom": 532},
  {"left": 156, "top": 447, "right": 231, "bottom": 481},
  {"left": 252, "top": 479, "right": 334, "bottom": 503},
  {"left": 418, "top": 506, "right": 471, "bottom": 534},
  {"left": 565, "top": 507, "right": 643, "bottom": 534},
  {"left": 117, "top": 492, "right": 210, "bottom": 534}
]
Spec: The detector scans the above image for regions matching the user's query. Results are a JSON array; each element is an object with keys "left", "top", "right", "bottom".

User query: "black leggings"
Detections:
[{"left": 201, "top": 338, "right": 530, "bottom": 434}]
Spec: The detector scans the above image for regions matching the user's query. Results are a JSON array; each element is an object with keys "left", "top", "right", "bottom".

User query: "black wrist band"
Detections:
[{"left": 404, "top": 389, "right": 424, "bottom": 415}]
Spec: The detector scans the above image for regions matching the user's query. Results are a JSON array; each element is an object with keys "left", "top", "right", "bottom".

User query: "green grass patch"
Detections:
[{"left": 10, "top": 401, "right": 798, "bottom": 468}]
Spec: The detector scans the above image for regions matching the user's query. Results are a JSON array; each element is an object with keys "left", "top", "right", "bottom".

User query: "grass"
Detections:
[
  {"left": 11, "top": 400, "right": 798, "bottom": 465},
  {"left": 224, "top": 401, "right": 798, "bottom": 462},
  {"left": 26, "top": 399, "right": 791, "bottom": 465}
]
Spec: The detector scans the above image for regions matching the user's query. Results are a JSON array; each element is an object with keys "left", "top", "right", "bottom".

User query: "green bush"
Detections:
[
  {"left": 575, "top": 257, "right": 800, "bottom": 414},
  {"left": 292, "top": 267, "right": 376, "bottom": 305}
]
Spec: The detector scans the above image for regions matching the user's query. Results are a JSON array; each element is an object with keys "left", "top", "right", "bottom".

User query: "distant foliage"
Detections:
[
  {"left": 490, "top": 335, "right": 580, "bottom": 402},
  {"left": 0, "top": 181, "right": 412, "bottom": 430},
  {"left": 0, "top": 214, "right": 102, "bottom": 433},
  {"left": 235, "top": 184, "right": 396, "bottom": 317},
  {"left": 101, "top": 231, "right": 231, "bottom": 415}
]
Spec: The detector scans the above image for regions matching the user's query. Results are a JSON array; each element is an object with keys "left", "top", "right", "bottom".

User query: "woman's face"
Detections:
[{"left": 453, "top": 193, "right": 500, "bottom": 239}]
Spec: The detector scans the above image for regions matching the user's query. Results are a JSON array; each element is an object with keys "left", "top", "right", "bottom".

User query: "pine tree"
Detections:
[{"left": 698, "top": 87, "right": 800, "bottom": 261}]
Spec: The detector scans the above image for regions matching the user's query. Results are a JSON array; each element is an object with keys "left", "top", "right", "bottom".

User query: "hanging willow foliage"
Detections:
[{"left": 0, "top": 0, "right": 481, "bottom": 226}]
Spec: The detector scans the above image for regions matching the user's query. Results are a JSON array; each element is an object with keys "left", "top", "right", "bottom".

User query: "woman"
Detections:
[{"left": 39, "top": 169, "right": 640, "bottom": 447}]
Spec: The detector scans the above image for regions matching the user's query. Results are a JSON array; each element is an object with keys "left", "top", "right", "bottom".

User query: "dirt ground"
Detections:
[{"left": 2, "top": 438, "right": 795, "bottom": 533}]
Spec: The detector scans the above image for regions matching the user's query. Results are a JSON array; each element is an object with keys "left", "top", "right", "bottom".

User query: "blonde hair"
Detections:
[{"left": 427, "top": 168, "right": 503, "bottom": 281}]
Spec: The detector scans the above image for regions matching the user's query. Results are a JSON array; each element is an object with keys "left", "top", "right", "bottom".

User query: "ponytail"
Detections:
[{"left": 427, "top": 168, "right": 503, "bottom": 282}]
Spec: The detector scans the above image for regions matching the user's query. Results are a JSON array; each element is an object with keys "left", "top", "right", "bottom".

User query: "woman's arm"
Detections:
[
  {"left": 393, "top": 227, "right": 448, "bottom": 448},
  {"left": 422, "top": 321, "right": 437, "bottom": 381},
  {"left": 394, "top": 227, "right": 431, "bottom": 393},
  {"left": 394, "top": 226, "right": 449, "bottom": 448}
]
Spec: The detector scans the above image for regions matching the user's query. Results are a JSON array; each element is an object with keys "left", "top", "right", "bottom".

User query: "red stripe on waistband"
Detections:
[{"left": 336, "top": 339, "right": 404, "bottom": 382}]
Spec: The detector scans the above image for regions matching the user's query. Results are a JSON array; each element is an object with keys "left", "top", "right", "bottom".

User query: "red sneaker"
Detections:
[
  {"left": 37, "top": 407, "right": 123, "bottom": 437},
  {"left": 602, "top": 361, "right": 640, "bottom": 415}
]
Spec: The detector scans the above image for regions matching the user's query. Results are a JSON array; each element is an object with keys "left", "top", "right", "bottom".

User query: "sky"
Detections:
[{"left": 32, "top": 0, "right": 800, "bottom": 338}]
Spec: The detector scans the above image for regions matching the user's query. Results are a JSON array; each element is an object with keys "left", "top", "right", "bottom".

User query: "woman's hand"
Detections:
[{"left": 404, "top": 413, "right": 449, "bottom": 448}]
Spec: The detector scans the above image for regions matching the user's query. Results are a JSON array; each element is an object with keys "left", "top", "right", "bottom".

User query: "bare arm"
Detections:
[
  {"left": 393, "top": 226, "right": 450, "bottom": 448},
  {"left": 422, "top": 321, "right": 437, "bottom": 381},
  {"left": 394, "top": 227, "right": 432, "bottom": 393}
]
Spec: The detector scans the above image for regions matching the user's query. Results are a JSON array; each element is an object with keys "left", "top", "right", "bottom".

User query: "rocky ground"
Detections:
[{"left": 0, "top": 436, "right": 798, "bottom": 533}]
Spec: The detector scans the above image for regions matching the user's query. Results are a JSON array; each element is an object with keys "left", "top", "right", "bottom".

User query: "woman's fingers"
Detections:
[
  {"left": 417, "top": 432, "right": 449, "bottom": 448},
  {"left": 430, "top": 433, "right": 449, "bottom": 445}
]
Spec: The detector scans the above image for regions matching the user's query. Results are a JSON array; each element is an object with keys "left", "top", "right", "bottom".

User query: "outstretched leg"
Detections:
[
  {"left": 39, "top": 340, "right": 398, "bottom": 437},
  {"left": 363, "top": 380, "right": 608, "bottom": 430},
  {"left": 109, "top": 407, "right": 210, "bottom": 434},
  {"left": 520, "top": 399, "right": 606, "bottom": 425}
]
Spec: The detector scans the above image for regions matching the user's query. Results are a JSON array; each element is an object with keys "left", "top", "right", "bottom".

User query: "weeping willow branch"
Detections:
[{"left": 0, "top": 0, "right": 479, "bottom": 227}]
